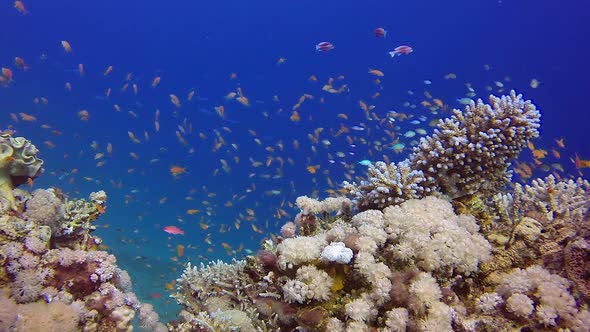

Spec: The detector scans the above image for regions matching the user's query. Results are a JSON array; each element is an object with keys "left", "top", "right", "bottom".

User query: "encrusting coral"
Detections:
[{"left": 170, "top": 92, "right": 590, "bottom": 332}]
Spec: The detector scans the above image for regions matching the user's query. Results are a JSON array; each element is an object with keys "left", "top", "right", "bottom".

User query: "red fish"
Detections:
[
  {"left": 374, "top": 27, "right": 387, "bottom": 38},
  {"left": 163, "top": 225, "right": 185, "bottom": 235},
  {"left": 14, "top": 1, "right": 28, "bottom": 14},
  {"left": 389, "top": 45, "right": 413, "bottom": 57},
  {"left": 315, "top": 41, "right": 335, "bottom": 52},
  {"left": 15, "top": 57, "right": 28, "bottom": 70},
  {"left": 1, "top": 67, "right": 13, "bottom": 81}
]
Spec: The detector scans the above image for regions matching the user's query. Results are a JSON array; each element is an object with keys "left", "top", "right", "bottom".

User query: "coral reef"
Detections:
[
  {"left": 170, "top": 92, "right": 589, "bottom": 332},
  {"left": 344, "top": 91, "right": 541, "bottom": 211},
  {"left": 0, "top": 135, "right": 166, "bottom": 331}
]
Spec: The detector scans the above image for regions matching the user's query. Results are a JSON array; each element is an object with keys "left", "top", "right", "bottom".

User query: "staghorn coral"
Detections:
[
  {"left": 520, "top": 175, "right": 589, "bottom": 222},
  {"left": 0, "top": 134, "right": 44, "bottom": 212}
]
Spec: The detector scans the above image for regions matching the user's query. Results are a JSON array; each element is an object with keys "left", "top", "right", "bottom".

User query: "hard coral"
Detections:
[
  {"left": 409, "top": 90, "right": 540, "bottom": 199},
  {"left": 345, "top": 91, "right": 541, "bottom": 211}
]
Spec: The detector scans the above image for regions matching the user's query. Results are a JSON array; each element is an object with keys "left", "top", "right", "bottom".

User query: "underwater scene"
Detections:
[{"left": 1, "top": 0, "right": 589, "bottom": 331}]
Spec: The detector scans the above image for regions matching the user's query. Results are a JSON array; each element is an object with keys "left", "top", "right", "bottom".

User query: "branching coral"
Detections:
[
  {"left": 345, "top": 91, "right": 541, "bottom": 211},
  {"left": 409, "top": 90, "right": 540, "bottom": 199},
  {"left": 343, "top": 160, "right": 431, "bottom": 211}
]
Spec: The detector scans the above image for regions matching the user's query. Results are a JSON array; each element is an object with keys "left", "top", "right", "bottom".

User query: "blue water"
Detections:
[{"left": 2, "top": 0, "right": 589, "bottom": 322}]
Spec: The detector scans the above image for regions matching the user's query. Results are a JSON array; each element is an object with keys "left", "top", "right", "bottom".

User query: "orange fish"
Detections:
[
  {"left": 78, "top": 110, "right": 89, "bottom": 121},
  {"left": 152, "top": 76, "right": 161, "bottom": 87},
  {"left": 215, "top": 105, "right": 225, "bottom": 118},
  {"left": 575, "top": 154, "right": 590, "bottom": 169},
  {"left": 186, "top": 209, "right": 199, "bottom": 215},
  {"left": 1, "top": 68, "right": 13, "bottom": 81},
  {"left": 368, "top": 68, "right": 384, "bottom": 77},
  {"left": 176, "top": 244, "right": 185, "bottom": 258},
  {"left": 532, "top": 149, "right": 547, "bottom": 159},
  {"left": 555, "top": 138, "right": 565, "bottom": 148},
  {"left": 170, "top": 166, "right": 187, "bottom": 176},
  {"left": 290, "top": 111, "right": 300, "bottom": 122},
  {"left": 19, "top": 112, "right": 36, "bottom": 122},
  {"left": 14, "top": 57, "right": 27, "bottom": 70},
  {"left": 306, "top": 165, "right": 318, "bottom": 174},
  {"left": 104, "top": 65, "right": 113, "bottom": 76},
  {"left": 14, "top": 1, "right": 28, "bottom": 14},
  {"left": 170, "top": 94, "right": 181, "bottom": 108},
  {"left": 61, "top": 40, "right": 72, "bottom": 53}
]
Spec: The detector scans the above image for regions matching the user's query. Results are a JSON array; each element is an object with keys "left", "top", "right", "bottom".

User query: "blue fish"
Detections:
[
  {"left": 456, "top": 97, "right": 472, "bottom": 105},
  {"left": 358, "top": 160, "right": 372, "bottom": 166}
]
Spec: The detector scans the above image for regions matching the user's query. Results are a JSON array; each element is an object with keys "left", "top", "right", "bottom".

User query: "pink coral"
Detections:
[
  {"left": 11, "top": 269, "right": 45, "bottom": 303},
  {"left": 22, "top": 189, "right": 63, "bottom": 233}
]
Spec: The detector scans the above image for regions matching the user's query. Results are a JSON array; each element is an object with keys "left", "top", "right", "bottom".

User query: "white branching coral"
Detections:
[
  {"left": 344, "top": 91, "right": 541, "bottom": 211},
  {"left": 343, "top": 160, "right": 431, "bottom": 211},
  {"left": 282, "top": 279, "right": 309, "bottom": 304},
  {"left": 491, "top": 174, "right": 590, "bottom": 225},
  {"left": 383, "top": 196, "right": 491, "bottom": 275},
  {"left": 521, "top": 175, "right": 589, "bottom": 222},
  {"left": 173, "top": 259, "right": 248, "bottom": 311},
  {"left": 409, "top": 90, "right": 541, "bottom": 199},
  {"left": 295, "top": 195, "right": 352, "bottom": 215}
]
